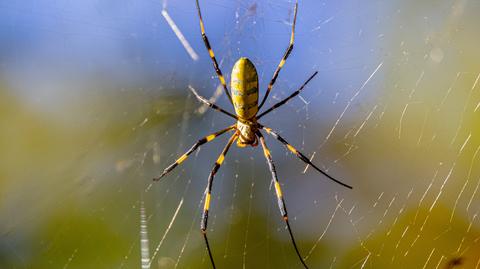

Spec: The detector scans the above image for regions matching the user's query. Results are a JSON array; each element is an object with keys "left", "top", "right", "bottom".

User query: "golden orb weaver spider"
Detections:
[{"left": 154, "top": 1, "right": 352, "bottom": 268}]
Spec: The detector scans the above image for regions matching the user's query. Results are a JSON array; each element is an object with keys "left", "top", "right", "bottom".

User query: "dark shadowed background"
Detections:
[{"left": 1, "top": 0, "right": 480, "bottom": 268}]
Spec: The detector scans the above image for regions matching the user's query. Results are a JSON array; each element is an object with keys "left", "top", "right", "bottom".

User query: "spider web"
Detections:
[{"left": 1, "top": 0, "right": 480, "bottom": 268}]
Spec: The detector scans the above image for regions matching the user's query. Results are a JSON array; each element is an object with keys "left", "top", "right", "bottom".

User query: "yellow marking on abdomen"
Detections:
[{"left": 232, "top": 92, "right": 258, "bottom": 104}]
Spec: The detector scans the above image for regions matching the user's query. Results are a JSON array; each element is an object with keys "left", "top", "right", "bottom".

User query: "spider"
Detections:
[{"left": 154, "top": 1, "right": 352, "bottom": 268}]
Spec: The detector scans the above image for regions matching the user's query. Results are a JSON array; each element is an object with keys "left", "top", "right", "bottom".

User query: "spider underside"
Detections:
[{"left": 154, "top": 1, "right": 352, "bottom": 268}]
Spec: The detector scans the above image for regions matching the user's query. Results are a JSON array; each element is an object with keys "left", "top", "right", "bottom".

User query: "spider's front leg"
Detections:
[
  {"left": 258, "top": 1, "right": 298, "bottom": 109},
  {"left": 195, "top": 0, "right": 233, "bottom": 105}
]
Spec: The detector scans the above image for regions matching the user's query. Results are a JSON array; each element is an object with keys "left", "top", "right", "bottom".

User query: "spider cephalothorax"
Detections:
[
  {"left": 235, "top": 119, "right": 258, "bottom": 147},
  {"left": 153, "top": 1, "right": 352, "bottom": 268}
]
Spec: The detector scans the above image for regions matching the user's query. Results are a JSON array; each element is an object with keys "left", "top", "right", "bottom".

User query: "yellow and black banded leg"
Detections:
[
  {"left": 257, "top": 131, "right": 309, "bottom": 269},
  {"left": 153, "top": 125, "right": 235, "bottom": 181},
  {"left": 261, "top": 126, "right": 352, "bottom": 189},
  {"left": 257, "top": 71, "right": 318, "bottom": 119},
  {"left": 195, "top": 0, "right": 233, "bottom": 105},
  {"left": 258, "top": 1, "right": 298, "bottom": 110},
  {"left": 201, "top": 133, "right": 237, "bottom": 269},
  {"left": 188, "top": 86, "right": 238, "bottom": 120}
]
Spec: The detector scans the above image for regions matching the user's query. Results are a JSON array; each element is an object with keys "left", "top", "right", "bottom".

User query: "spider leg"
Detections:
[
  {"left": 258, "top": 1, "right": 298, "bottom": 110},
  {"left": 195, "top": 0, "right": 233, "bottom": 106},
  {"left": 257, "top": 131, "right": 309, "bottom": 269},
  {"left": 188, "top": 85, "right": 238, "bottom": 120},
  {"left": 260, "top": 126, "right": 352, "bottom": 189},
  {"left": 201, "top": 133, "right": 237, "bottom": 269},
  {"left": 153, "top": 125, "right": 235, "bottom": 181},
  {"left": 257, "top": 71, "right": 318, "bottom": 119}
]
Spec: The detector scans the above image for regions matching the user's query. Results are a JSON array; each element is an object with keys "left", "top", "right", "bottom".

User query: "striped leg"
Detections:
[
  {"left": 257, "top": 131, "right": 309, "bottom": 269},
  {"left": 153, "top": 125, "right": 235, "bottom": 181},
  {"left": 195, "top": 0, "right": 233, "bottom": 105},
  {"left": 261, "top": 126, "right": 352, "bottom": 189},
  {"left": 257, "top": 71, "right": 318, "bottom": 119},
  {"left": 188, "top": 85, "right": 238, "bottom": 120},
  {"left": 258, "top": 1, "right": 298, "bottom": 110},
  {"left": 201, "top": 133, "right": 237, "bottom": 269}
]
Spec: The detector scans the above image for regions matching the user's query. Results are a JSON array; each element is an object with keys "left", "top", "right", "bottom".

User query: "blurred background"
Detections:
[{"left": 1, "top": 0, "right": 480, "bottom": 268}]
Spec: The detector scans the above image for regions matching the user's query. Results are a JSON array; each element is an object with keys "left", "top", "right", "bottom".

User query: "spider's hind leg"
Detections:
[
  {"left": 257, "top": 131, "right": 310, "bottom": 269},
  {"left": 153, "top": 125, "right": 235, "bottom": 181},
  {"left": 261, "top": 126, "right": 352, "bottom": 189},
  {"left": 201, "top": 133, "right": 237, "bottom": 268}
]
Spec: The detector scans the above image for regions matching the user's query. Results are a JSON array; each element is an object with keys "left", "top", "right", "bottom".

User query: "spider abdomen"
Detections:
[{"left": 231, "top": 57, "right": 259, "bottom": 120}]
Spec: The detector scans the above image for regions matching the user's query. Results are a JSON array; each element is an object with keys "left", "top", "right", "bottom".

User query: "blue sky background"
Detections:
[{"left": 0, "top": 0, "right": 381, "bottom": 110}]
